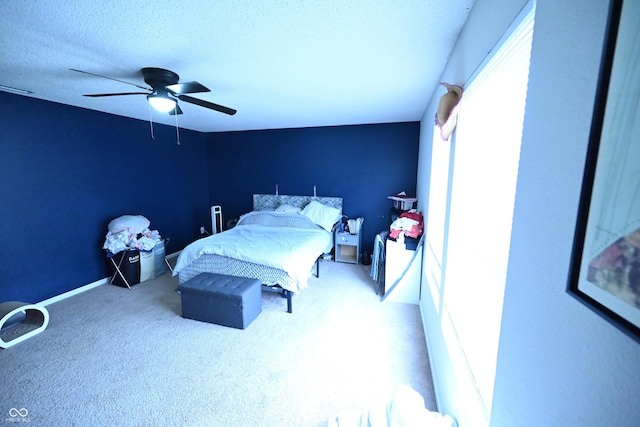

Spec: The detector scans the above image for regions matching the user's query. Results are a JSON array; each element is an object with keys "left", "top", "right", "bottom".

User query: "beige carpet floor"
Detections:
[{"left": 1, "top": 260, "right": 435, "bottom": 426}]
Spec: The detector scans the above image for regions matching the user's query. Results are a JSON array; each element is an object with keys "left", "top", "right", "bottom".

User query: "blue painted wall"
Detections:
[
  {"left": 0, "top": 91, "right": 419, "bottom": 303},
  {"left": 0, "top": 92, "right": 210, "bottom": 303},
  {"left": 205, "top": 123, "right": 420, "bottom": 256}
]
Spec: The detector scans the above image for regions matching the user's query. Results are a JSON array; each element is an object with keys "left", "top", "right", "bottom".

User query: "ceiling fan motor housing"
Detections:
[{"left": 141, "top": 67, "right": 180, "bottom": 89}]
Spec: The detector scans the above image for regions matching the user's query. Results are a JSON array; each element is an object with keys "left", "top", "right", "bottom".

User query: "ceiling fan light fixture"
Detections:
[{"left": 147, "top": 91, "right": 177, "bottom": 112}]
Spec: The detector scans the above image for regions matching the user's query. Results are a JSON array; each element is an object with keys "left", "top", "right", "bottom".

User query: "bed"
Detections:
[{"left": 173, "top": 194, "right": 343, "bottom": 313}]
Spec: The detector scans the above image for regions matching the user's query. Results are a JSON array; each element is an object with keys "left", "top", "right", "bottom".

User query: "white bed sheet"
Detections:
[{"left": 174, "top": 211, "right": 331, "bottom": 291}]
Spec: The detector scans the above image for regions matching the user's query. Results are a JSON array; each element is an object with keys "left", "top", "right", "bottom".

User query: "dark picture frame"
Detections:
[{"left": 568, "top": 0, "right": 640, "bottom": 342}]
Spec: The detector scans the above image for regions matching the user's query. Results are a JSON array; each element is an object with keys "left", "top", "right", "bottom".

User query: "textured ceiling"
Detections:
[{"left": 0, "top": 0, "right": 475, "bottom": 132}]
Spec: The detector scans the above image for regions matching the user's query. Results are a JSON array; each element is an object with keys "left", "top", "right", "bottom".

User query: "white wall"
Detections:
[{"left": 417, "top": 0, "right": 640, "bottom": 426}]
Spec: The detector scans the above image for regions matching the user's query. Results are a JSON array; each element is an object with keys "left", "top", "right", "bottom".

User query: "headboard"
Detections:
[{"left": 253, "top": 194, "right": 342, "bottom": 215}]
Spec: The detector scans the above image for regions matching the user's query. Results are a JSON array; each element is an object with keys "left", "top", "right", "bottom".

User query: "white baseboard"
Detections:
[
  {"left": 38, "top": 250, "right": 182, "bottom": 306},
  {"left": 39, "top": 277, "right": 109, "bottom": 306}
]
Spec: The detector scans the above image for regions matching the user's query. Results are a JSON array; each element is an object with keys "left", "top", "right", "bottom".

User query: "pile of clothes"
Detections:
[
  {"left": 371, "top": 211, "right": 425, "bottom": 292},
  {"left": 103, "top": 215, "right": 162, "bottom": 256},
  {"left": 389, "top": 210, "right": 424, "bottom": 240}
]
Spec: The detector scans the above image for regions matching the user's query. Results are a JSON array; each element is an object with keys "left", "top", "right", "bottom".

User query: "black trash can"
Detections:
[{"left": 362, "top": 250, "right": 372, "bottom": 265}]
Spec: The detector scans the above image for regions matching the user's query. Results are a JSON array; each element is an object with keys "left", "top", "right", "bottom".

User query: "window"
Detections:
[
  {"left": 424, "top": 2, "right": 536, "bottom": 420},
  {"left": 424, "top": 127, "right": 451, "bottom": 312}
]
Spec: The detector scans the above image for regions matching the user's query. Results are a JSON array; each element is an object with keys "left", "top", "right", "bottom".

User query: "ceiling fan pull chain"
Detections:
[
  {"left": 148, "top": 103, "right": 155, "bottom": 140},
  {"left": 175, "top": 106, "right": 181, "bottom": 145}
]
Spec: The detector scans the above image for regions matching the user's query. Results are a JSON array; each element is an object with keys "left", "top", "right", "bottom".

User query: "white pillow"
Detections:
[
  {"left": 275, "top": 204, "right": 302, "bottom": 214},
  {"left": 302, "top": 201, "right": 340, "bottom": 232},
  {"left": 108, "top": 215, "right": 150, "bottom": 234}
]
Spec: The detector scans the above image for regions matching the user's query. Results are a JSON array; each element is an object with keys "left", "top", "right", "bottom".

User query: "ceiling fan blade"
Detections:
[
  {"left": 166, "top": 81, "right": 210, "bottom": 95},
  {"left": 177, "top": 95, "right": 237, "bottom": 115},
  {"left": 83, "top": 92, "right": 149, "bottom": 97},
  {"left": 168, "top": 104, "right": 184, "bottom": 115},
  {"left": 70, "top": 68, "right": 151, "bottom": 91}
]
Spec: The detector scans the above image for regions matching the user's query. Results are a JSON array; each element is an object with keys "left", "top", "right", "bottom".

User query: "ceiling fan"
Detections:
[{"left": 70, "top": 67, "right": 236, "bottom": 116}]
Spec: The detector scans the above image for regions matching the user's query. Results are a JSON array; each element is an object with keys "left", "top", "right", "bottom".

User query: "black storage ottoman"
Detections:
[{"left": 178, "top": 273, "right": 262, "bottom": 329}]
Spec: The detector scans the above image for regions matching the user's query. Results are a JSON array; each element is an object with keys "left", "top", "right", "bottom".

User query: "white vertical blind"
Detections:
[
  {"left": 424, "top": 126, "right": 452, "bottom": 310},
  {"left": 440, "top": 3, "right": 535, "bottom": 417}
]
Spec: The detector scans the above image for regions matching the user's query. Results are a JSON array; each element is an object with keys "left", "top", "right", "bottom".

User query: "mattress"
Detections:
[{"left": 174, "top": 211, "right": 332, "bottom": 293}]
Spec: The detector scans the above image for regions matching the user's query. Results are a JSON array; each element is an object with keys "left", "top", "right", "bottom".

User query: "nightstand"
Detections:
[{"left": 335, "top": 231, "right": 361, "bottom": 264}]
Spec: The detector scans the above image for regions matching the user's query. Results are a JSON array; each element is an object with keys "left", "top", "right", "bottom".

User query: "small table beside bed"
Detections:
[{"left": 173, "top": 194, "right": 343, "bottom": 313}]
